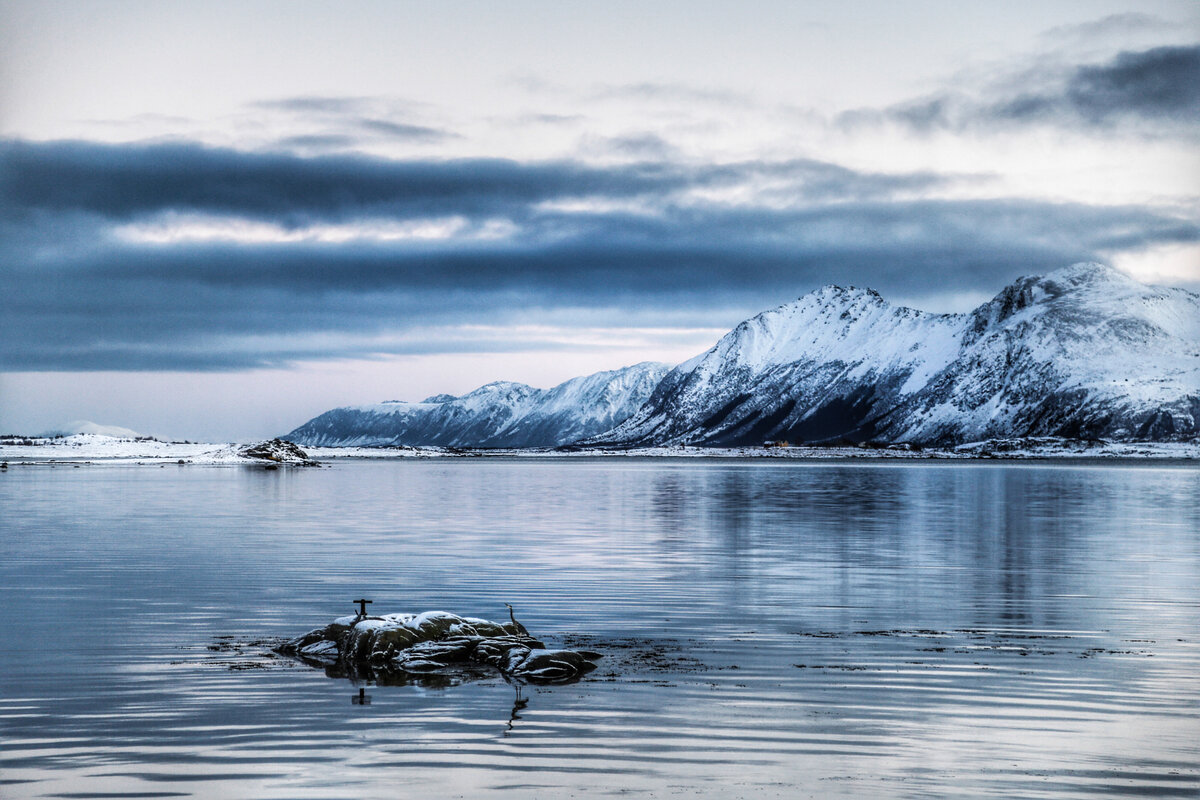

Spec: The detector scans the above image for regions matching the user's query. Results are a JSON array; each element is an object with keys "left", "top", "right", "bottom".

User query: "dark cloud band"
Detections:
[
  {"left": 1, "top": 137, "right": 1194, "bottom": 371},
  {"left": 0, "top": 139, "right": 969, "bottom": 224}
]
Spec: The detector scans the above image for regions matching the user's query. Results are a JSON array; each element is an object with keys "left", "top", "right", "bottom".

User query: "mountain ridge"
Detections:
[
  {"left": 286, "top": 263, "right": 1199, "bottom": 449},
  {"left": 286, "top": 361, "right": 671, "bottom": 448},
  {"left": 589, "top": 262, "right": 1198, "bottom": 447}
]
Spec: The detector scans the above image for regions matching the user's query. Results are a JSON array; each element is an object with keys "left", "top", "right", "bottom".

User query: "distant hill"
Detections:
[{"left": 285, "top": 362, "right": 671, "bottom": 447}]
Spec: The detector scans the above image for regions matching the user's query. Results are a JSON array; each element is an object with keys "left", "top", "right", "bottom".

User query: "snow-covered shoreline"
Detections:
[
  {"left": 0, "top": 434, "right": 320, "bottom": 466},
  {"left": 1, "top": 433, "right": 1196, "bottom": 466}
]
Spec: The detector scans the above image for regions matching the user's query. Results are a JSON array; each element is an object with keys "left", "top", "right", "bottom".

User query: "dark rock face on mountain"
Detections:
[
  {"left": 279, "top": 610, "right": 601, "bottom": 684},
  {"left": 285, "top": 362, "right": 670, "bottom": 448},
  {"left": 586, "top": 264, "right": 1199, "bottom": 447}
]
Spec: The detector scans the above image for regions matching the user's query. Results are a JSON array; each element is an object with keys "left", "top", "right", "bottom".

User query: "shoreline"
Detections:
[{"left": 2, "top": 434, "right": 1197, "bottom": 468}]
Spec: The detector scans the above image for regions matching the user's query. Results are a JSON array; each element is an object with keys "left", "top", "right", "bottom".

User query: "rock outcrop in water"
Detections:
[
  {"left": 238, "top": 438, "right": 318, "bottom": 465},
  {"left": 279, "top": 610, "right": 601, "bottom": 683}
]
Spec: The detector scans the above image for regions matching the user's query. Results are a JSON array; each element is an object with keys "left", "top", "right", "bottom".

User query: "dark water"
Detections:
[{"left": 1, "top": 459, "right": 1198, "bottom": 799}]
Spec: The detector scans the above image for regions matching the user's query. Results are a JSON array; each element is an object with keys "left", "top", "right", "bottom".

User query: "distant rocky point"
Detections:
[{"left": 237, "top": 438, "right": 318, "bottom": 466}]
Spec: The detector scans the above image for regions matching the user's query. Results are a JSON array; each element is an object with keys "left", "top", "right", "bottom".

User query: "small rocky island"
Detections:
[
  {"left": 238, "top": 438, "right": 319, "bottom": 466},
  {"left": 279, "top": 608, "right": 601, "bottom": 683}
]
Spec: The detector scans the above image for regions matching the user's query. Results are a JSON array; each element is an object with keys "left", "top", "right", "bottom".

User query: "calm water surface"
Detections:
[{"left": 1, "top": 459, "right": 1198, "bottom": 798}]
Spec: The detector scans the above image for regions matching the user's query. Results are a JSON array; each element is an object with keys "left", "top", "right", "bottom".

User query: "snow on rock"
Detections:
[
  {"left": 237, "top": 438, "right": 317, "bottom": 465},
  {"left": 279, "top": 610, "right": 601, "bottom": 683},
  {"left": 285, "top": 361, "right": 671, "bottom": 448}
]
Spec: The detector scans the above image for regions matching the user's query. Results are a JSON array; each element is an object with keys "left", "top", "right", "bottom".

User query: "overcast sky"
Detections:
[{"left": 1, "top": 0, "right": 1197, "bottom": 440}]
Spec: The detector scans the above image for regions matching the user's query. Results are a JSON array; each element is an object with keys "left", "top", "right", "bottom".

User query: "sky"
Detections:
[{"left": 1, "top": 0, "right": 1198, "bottom": 441}]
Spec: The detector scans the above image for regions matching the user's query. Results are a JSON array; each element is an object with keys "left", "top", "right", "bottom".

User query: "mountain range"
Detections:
[
  {"left": 286, "top": 361, "right": 670, "bottom": 448},
  {"left": 286, "top": 264, "right": 1199, "bottom": 448}
]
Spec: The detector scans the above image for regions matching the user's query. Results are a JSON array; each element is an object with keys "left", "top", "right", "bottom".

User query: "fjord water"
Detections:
[{"left": 1, "top": 460, "right": 1198, "bottom": 799}]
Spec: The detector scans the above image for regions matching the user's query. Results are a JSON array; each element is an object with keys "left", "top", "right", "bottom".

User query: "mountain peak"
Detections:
[
  {"left": 593, "top": 262, "right": 1197, "bottom": 447},
  {"left": 968, "top": 262, "right": 1150, "bottom": 335},
  {"left": 466, "top": 381, "right": 534, "bottom": 396},
  {"left": 1039, "top": 262, "right": 1134, "bottom": 288},
  {"left": 804, "top": 284, "right": 885, "bottom": 305}
]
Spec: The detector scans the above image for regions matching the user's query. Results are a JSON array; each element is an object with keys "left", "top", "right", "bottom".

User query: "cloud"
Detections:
[
  {"left": 353, "top": 118, "right": 454, "bottom": 141},
  {"left": 1, "top": 138, "right": 1194, "bottom": 371},
  {"left": 588, "top": 133, "right": 679, "bottom": 160},
  {"left": 277, "top": 134, "right": 361, "bottom": 149},
  {"left": 517, "top": 112, "right": 586, "bottom": 125},
  {"left": 587, "top": 81, "right": 754, "bottom": 107},
  {"left": 0, "top": 140, "right": 696, "bottom": 223},
  {"left": 246, "top": 95, "right": 454, "bottom": 148},
  {"left": 0, "top": 140, "right": 973, "bottom": 224},
  {"left": 252, "top": 96, "right": 378, "bottom": 114},
  {"left": 508, "top": 76, "right": 754, "bottom": 108},
  {"left": 994, "top": 45, "right": 1200, "bottom": 127},
  {"left": 1039, "top": 13, "right": 1172, "bottom": 45},
  {"left": 843, "top": 44, "right": 1200, "bottom": 136}
]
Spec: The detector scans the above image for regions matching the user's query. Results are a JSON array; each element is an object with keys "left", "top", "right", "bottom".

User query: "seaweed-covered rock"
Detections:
[
  {"left": 279, "top": 610, "right": 601, "bottom": 683},
  {"left": 239, "top": 438, "right": 317, "bottom": 465}
]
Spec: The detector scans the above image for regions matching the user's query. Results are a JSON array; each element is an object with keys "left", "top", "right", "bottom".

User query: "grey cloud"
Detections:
[
  {"left": 1039, "top": 13, "right": 1171, "bottom": 44},
  {"left": 588, "top": 133, "right": 679, "bottom": 160},
  {"left": 508, "top": 76, "right": 753, "bottom": 107},
  {"left": 1054, "top": 44, "right": 1199, "bottom": 125},
  {"left": 519, "top": 113, "right": 586, "bottom": 125},
  {"left": 2, "top": 138, "right": 1194, "bottom": 371},
  {"left": 74, "top": 201, "right": 1191, "bottom": 294},
  {"left": 249, "top": 95, "right": 453, "bottom": 147},
  {"left": 251, "top": 96, "right": 377, "bottom": 114},
  {"left": 277, "top": 134, "right": 361, "bottom": 149},
  {"left": 0, "top": 140, "right": 696, "bottom": 223},
  {"left": 0, "top": 140, "right": 971, "bottom": 225},
  {"left": 4, "top": 220, "right": 1194, "bottom": 370},
  {"left": 588, "top": 81, "right": 754, "bottom": 106},
  {"left": 985, "top": 45, "right": 1200, "bottom": 128},
  {"left": 843, "top": 44, "right": 1200, "bottom": 135},
  {"left": 354, "top": 118, "right": 455, "bottom": 141}
]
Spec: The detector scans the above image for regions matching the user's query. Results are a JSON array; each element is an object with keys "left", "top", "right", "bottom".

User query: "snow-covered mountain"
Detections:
[
  {"left": 287, "top": 264, "right": 1197, "bottom": 450},
  {"left": 586, "top": 263, "right": 1199, "bottom": 447},
  {"left": 286, "top": 362, "right": 671, "bottom": 448}
]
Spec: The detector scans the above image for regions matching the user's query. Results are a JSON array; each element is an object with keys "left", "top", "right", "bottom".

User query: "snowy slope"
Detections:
[
  {"left": 590, "top": 286, "right": 965, "bottom": 446},
  {"left": 590, "top": 263, "right": 1199, "bottom": 446},
  {"left": 285, "top": 362, "right": 671, "bottom": 447},
  {"left": 884, "top": 263, "right": 1200, "bottom": 443}
]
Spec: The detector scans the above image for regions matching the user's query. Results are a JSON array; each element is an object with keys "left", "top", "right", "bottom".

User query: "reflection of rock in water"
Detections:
[{"left": 279, "top": 610, "right": 602, "bottom": 684}]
